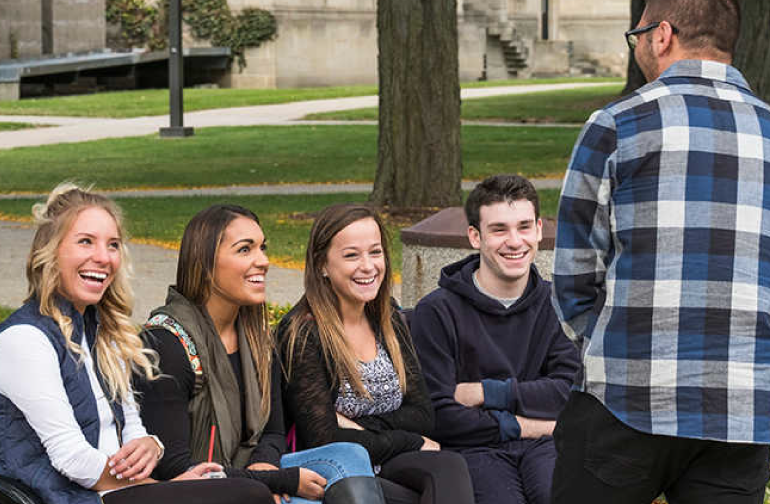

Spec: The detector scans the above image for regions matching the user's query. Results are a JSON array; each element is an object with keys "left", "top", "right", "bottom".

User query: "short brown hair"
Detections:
[
  {"left": 644, "top": 0, "right": 740, "bottom": 57},
  {"left": 465, "top": 174, "right": 540, "bottom": 230}
]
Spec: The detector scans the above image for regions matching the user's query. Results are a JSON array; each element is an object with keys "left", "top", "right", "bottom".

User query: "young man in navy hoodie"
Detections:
[{"left": 410, "top": 175, "right": 579, "bottom": 504}]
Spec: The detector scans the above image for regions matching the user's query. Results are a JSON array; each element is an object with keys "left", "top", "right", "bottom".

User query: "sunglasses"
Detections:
[{"left": 624, "top": 22, "right": 679, "bottom": 50}]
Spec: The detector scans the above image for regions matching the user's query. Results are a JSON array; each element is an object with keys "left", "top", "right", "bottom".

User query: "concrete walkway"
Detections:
[
  {"left": 0, "top": 220, "right": 308, "bottom": 322},
  {"left": 0, "top": 82, "right": 580, "bottom": 320},
  {"left": 0, "top": 82, "right": 604, "bottom": 150},
  {"left": 0, "top": 178, "right": 563, "bottom": 200},
  {"left": 0, "top": 176, "right": 566, "bottom": 319}
]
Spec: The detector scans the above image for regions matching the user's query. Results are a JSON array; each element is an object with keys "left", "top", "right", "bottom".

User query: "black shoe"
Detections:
[{"left": 324, "top": 476, "right": 386, "bottom": 504}]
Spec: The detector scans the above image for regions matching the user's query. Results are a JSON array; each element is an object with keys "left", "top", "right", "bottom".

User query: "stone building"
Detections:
[
  {"left": 224, "top": 0, "right": 630, "bottom": 89},
  {"left": 0, "top": 0, "right": 105, "bottom": 60},
  {"left": 1, "top": 0, "right": 629, "bottom": 92}
]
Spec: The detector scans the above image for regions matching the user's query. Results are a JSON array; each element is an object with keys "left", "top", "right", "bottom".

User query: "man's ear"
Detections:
[
  {"left": 654, "top": 20, "right": 676, "bottom": 57},
  {"left": 468, "top": 226, "right": 481, "bottom": 250},
  {"left": 536, "top": 218, "right": 543, "bottom": 243}
]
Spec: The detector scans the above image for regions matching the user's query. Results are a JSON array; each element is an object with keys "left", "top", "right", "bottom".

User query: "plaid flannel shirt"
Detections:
[{"left": 553, "top": 60, "right": 770, "bottom": 444}]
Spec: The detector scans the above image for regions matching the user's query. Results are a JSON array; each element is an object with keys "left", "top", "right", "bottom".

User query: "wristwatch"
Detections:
[{"left": 148, "top": 435, "right": 165, "bottom": 461}]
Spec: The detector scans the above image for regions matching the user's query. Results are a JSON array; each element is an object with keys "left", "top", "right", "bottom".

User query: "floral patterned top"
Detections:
[{"left": 335, "top": 341, "right": 404, "bottom": 418}]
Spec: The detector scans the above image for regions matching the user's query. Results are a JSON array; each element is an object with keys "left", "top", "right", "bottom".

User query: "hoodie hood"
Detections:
[{"left": 437, "top": 254, "right": 546, "bottom": 316}]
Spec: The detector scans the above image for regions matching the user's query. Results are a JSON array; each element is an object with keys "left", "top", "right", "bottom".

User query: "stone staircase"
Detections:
[{"left": 463, "top": 0, "right": 529, "bottom": 78}]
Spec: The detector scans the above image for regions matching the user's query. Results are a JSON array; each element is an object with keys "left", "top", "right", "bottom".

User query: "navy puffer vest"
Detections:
[{"left": 0, "top": 299, "right": 125, "bottom": 504}]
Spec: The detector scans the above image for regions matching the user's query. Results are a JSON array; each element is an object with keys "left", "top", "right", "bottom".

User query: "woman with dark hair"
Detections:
[
  {"left": 0, "top": 184, "right": 265, "bottom": 504},
  {"left": 277, "top": 204, "right": 475, "bottom": 504},
  {"left": 136, "top": 204, "right": 385, "bottom": 504}
]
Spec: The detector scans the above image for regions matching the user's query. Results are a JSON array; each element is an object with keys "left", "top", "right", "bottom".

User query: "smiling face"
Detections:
[
  {"left": 56, "top": 206, "right": 122, "bottom": 314},
  {"left": 324, "top": 217, "right": 385, "bottom": 313},
  {"left": 208, "top": 216, "right": 269, "bottom": 310},
  {"left": 468, "top": 199, "right": 542, "bottom": 299}
]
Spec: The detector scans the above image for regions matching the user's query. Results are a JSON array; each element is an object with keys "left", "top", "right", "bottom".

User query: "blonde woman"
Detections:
[
  {"left": 278, "top": 204, "right": 475, "bottom": 504},
  {"left": 0, "top": 184, "right": 271, "bottom": 504}
]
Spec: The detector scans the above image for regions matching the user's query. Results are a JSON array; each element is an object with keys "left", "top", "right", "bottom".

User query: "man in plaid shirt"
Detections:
[{"left": 551, "top": 0, "right": 770, "bottom": 502}]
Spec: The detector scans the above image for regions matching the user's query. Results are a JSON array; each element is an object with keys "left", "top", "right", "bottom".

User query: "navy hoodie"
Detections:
[{"left": 410, "top": 254, "right": 579, "bottom": 449}]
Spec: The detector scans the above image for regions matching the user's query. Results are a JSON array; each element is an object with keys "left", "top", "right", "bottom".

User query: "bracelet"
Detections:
[{"left": 148, "top": 435, "right": 165, "bottom": 461}]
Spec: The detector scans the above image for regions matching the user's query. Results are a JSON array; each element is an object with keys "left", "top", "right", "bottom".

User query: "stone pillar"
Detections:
[
  {"left": 221, "top": 42, "right": 278, "bottom": 89},
  {"left": 0, "top": 0, "right": 43, "bottom": 59},
  {"left": 50, "top": 0, "right": 106, "bottom": 53},
  {"left": 400, "top": 208, "right": 555, "bottom": 308},
  {"left": 0, "top": 82, "right": 21, "bottom": 101},
  {"left": 531, "top": 39, "right": 570, "bottom": 77},
  {"left": 552, "top": 0, "right": 628, "bottom": 75}
]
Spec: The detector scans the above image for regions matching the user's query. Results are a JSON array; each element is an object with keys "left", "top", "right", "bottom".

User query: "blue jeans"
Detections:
[{"left": 280, "top": 442, "right": 373, "bottom": 504}]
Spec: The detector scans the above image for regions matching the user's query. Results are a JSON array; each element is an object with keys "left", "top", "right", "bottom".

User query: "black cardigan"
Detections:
[
  {"left": 277, "top": 305, "right": 433, "bottom": 466},
  {"left": 135, "top": 327, "right": 299, "bottom": 494}
]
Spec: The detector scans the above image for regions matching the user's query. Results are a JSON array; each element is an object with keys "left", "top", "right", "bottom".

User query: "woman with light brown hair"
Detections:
[
  {"left": 136, "top": 203, "right": 385, "bottom": 504},
  {"left": 0, "top": 183, "right": 267, "bottom": 504},
  {"left": 277, "top": 204, "right": 475, "bottom": 504}
]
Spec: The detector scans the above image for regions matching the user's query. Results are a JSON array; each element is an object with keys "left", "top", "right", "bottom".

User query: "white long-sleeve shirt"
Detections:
[{"left": 0, "top": 324, "right": 148, "bottom": 488}]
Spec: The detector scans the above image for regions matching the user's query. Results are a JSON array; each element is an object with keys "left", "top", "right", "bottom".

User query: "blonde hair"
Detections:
[
  {"left": 285, "top": 204, "right": 407, "bottom": 397},
  {"left": 26, "top": 182, "right": 157, "bottom": 402},
  {"left": 176, "top": 204, "right": 272, "bottom": 420}
]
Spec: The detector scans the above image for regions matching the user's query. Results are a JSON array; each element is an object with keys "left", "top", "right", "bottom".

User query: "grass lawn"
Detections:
[
  {"left": 305, "top": 84, "right": 624, "bottom": 123},
  {"left": 0, "top": 306, "right": 13, "bottom": 322},
  {"left": 0, "top": 125, "right": 579, "bottom": 194},
  {"left": 0, "top": 77, "right": 620, "bottom": 119},
  {"left": 0, "top": 189, "right": 561, "bottom": 271}
]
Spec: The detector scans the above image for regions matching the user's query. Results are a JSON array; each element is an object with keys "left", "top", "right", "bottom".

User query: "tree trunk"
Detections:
[
  {"left": 734, "top": 0, "right": 770, "bottom": 103},
  {"left": 622, "top": 0, "right": 646, "bottom": 95},
  {"left": 371, "top": 0, "right": 462, "bottom": 208}
]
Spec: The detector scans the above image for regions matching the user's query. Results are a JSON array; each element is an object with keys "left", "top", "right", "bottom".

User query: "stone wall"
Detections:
[
  {"left": 176, "top": 0, "right": 631, "bottom": 88},
  {"left": 273, "top": 6, "right": 378, "bottom": 88},
  {"left": 400, "top": 207, "right": 556, "bottom": 308},
  {"left": 0, "top": 0, "right": 42, "bottom": 59},
  {"left": 50, "top": 0, "right": 106, "bottom": 54},
  {"left": 552, "top": 0, "right": 629, "bottom": 75},
  {"left": 401, "top": 245, "right": 554, "bottom": 308},
  {"left": 457, "top": 18, "right": 486, "bottom": 83},
  {"left": 225, "top": 0, "right": 490, "bottom": 88},
  {"left": 530, "top": 39, "right": 569, "bottom": 77}
]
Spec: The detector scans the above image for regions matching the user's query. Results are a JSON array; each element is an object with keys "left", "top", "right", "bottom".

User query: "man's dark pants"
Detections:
[
  {"left": 456, "top": 436, "right": 556, "bottom": 504},
  {"left": 551, "top": 392, "right": 769, "bottom": 504}
]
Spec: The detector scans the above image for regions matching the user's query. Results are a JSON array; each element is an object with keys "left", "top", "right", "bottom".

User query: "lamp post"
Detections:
[{"left": 160, "top": 0, "right": 194, "bottom": 137}]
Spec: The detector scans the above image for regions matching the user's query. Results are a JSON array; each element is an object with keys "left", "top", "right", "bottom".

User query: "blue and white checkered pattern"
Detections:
[{"left": 553, "top": 60, "right": 770, "bottom": 444}]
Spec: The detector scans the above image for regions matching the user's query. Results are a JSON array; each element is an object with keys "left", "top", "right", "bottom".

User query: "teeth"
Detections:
[
  {"left": 81, "top": 272, "right": 107, "bottom": 281},
  {"left": 354, "top": 277, "right": 376, "bottom": 285},
  {"left": 502, "top": 252, "right": 526, "bottom": 260},
  {"left": 247, "top": 275, "right": 265, "bottom": 283}
]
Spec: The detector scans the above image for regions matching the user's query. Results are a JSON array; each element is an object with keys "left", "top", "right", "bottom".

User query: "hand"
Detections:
[
  {"left": 420, "top": 436, "right": 441, "bottom": 451},
  {"left": 516, "top": 416, "right": 556, "bottom": 438},
  {"left": 272, "top": 493, "right": 290, "bottom": 503},
  {"left": 172, "top": 462, "right": 224, "bottom": 481},
  {"left": 336, "top": 412, "right": 365, "bottom": 430},
  {"left": 296, "top": 468, "right": 326, "bottom": 500},
  {"left": 454, "top": 382, "right": 484, "bottom": 408},
  {"left": 107, "top": 436, "right": 161, "bottom": 482},
  {"left": 248, "top": 462, "right": 279, "bottom": 472}
]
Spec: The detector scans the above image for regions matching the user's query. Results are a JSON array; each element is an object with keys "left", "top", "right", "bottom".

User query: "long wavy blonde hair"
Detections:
[
  {"left": 175, "top": 204, "right": 273, "bottom": 420},
  {"left": 285, "top": 204, "right": 407, "bottom": 397},
  {"left": 26, "top": 183, "right": 158, "bottom": 403}
]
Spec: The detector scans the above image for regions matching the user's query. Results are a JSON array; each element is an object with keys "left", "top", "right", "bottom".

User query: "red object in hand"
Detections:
[{"left": 207, "top": 425, "right": 216, "bottom": 462}]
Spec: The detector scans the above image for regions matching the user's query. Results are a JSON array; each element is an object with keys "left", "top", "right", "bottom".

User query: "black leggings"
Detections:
[
  {"left": 378, "top": 451, "right": 475, "bottom": 504},
  {"left": 102, "top": 477, "right": 273, "bottom": 504}
]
